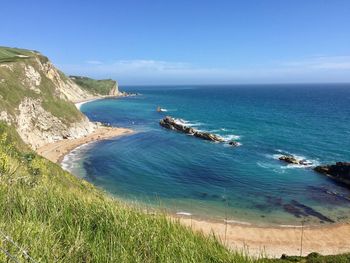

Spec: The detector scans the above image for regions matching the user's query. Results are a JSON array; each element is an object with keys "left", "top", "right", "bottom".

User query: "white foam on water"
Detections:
[
  {"left": 220, "top": 134, "right": 241, "bottom": 141},
  {"left": 270, "top": 150, "right": 319, "bottom": 169},
  {"left": 176, "top": 212, "right": 192, "bottom": 216},
  {"left": 173, "top": 118, "right": 203, "bottom": 127}
]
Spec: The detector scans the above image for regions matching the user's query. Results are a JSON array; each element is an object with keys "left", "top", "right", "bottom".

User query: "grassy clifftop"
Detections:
[
  {"left": 70, "top": 75, "right": 119, "bottom": 96},
  {"left": 0, "top": 46, "right": 83, "bottom": 123}
]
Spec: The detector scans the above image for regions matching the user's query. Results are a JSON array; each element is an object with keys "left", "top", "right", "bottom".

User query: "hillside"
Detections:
[
  {"left": 70, "top": 75, "right": 120, "bottom": 96},
  {"left": 0, "top": 121, "right": 251, "bottom": 262},
  {"left": 0, "top": 46, "right": 118, "bottom": 150}
]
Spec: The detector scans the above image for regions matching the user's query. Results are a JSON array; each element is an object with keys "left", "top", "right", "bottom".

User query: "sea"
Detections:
[{"left": 62, "top": 84, "right": 350, "bottom": 226}]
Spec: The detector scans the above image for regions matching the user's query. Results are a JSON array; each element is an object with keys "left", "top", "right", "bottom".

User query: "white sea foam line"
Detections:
[
  {"left": 173, "top": 118, "right": 203, "bottom": 127},
  {"left": 75, "top": 98, "right": 102, "bottom": 110},
  {"left": 220, "top": 134, "right": 241, "bottom": 141},
  {"left": 176, "top": 212, "right": 192, "bottom": 216},
  {"left": 61, "top": 141, "right": 97, "bottom": 171}
]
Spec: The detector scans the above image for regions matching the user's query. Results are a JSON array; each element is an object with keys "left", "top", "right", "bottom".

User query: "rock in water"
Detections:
[
  {"left": 314, "top": 162, "right": 350, "bottom": 187},
  {"left": 159, "top": 116, "right": 228, "bottom": 143},
  {"left": 278, "top": 155, "right": 310, "bottom": 165},
  {"left": 279, "top": 155, "right": 300, "bottom": 164},
  {"left": 229, "top": 141, "right": 239, "bottom": 147}
]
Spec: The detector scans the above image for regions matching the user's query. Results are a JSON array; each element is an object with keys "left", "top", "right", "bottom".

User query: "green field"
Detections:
[
  {"left": 70, "top": 75, "right": 117, "bottom": 95},
  {"left": 0, "top": 46, "right": 34, "bottom": 63}
]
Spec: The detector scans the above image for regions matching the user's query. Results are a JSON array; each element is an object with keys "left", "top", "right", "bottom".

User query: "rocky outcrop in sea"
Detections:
[
  {"left": 278, "top": 155, "right": 311, "bottom": 165},
  {"left": 314, "top": 162, "right": 350, "bottom": 187},
  {"left": 159, "top": 116, "right": 239, "bottom": 146}
]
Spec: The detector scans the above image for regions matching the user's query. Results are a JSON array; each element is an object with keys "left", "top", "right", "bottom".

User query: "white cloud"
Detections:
[
  {"left": 283, "top": 55, "right": 350, "bottom": 70},
  {"left": 60, "top": 55, "right": 350, "bottom": 85}
]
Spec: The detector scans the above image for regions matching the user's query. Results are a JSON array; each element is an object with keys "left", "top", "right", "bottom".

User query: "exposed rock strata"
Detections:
[
  {"left": 16, "top": 98, "right": 96, "bottom": 149},
  {"left": 0, "top": 49, "right": 116, "bottom": 150}
]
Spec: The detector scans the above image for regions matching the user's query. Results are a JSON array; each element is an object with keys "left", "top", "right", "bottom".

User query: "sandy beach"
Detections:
[
  {"left": 37, "top": 126, "right": 133, "bottom": 163},
  {"left": 173, "top": 216, "right": 350, "bottom": 258}
]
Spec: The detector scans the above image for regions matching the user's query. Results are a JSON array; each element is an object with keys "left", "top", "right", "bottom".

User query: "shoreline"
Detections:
[
  {"left": 37, "top": 126, "right": 134, "bottom": 164},
  {"left": 172, "top": 215, "right": 350, "bottom": 258},
  {"left": 37, "top": 96, "right": 350, "bottom": 258}
]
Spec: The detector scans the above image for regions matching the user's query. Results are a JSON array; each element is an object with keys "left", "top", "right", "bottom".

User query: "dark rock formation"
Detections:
[
  {"left": 160, "top": 116, "right": 235, "bottom": 144},
  {"left": 314, "top": 162, "right": 350, "bottom": 187},
  {"left": 278, "top": 155, "right": 310, "bottom": 165},
  {"left": 229, "top": 141, "right": 239, "bottom": 146}
]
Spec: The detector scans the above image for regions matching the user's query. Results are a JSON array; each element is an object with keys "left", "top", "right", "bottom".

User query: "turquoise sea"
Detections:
[{"left": 63, "top": 84, "right": 350, "bottom": 225}]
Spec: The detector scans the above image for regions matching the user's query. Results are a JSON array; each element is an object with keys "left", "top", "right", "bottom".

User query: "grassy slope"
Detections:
[
  {"left": 0, "top": 47, "right": 82, "bottom": 124},
  {"left": 0, "top": 122, "right": 253, "bottom": 263},
  {"left": 70, "top": 76, "right": 116, "bottom": 95}
]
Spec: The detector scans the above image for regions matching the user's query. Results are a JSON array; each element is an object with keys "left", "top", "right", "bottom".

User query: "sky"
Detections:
[{"left": 1, "top": 0, "right": 350, "bottom": 85}]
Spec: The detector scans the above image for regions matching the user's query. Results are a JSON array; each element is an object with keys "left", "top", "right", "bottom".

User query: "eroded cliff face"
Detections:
[
  {"left": 109, "top": 81, "right": 120, "bottom": 96},
  {"left": 16, "top": 97, "right": 96, "bottom": 149},
  {"left": 0, "top": 49, "right": 98, "bottom": 149}
]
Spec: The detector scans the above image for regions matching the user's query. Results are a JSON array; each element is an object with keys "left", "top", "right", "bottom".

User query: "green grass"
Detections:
[
  {"left": 70, "top": 75, "right": 117, "bottom": 95},
  {"left": 0, "top": 46, "right": 34, "bottom": 63}
]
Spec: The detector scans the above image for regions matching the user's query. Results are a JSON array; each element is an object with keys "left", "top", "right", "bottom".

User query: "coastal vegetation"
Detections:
[
  {"left": 0, "top": 46, "right": 83, "bottom": 122},
  {"left": 70, "top": 75, "right": 119, "bottom": 96}
]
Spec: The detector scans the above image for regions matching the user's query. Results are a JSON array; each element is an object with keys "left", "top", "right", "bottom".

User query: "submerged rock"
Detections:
[
  {"left": 314, "top": 162, "right": 350, "bottom": 187},
  {"left": 282, "top": 200, "right": 334, "bottom": 223},
  {"left": 160, "top": 116, "right": 233, "bottom": 144}
]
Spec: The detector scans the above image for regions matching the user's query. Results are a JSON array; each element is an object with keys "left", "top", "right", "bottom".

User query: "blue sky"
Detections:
[{"left": 2, "top": 0, "right": 350, "bottom": 85}]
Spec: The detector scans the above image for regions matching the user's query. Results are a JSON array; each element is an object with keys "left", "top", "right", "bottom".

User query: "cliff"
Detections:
[{"left": 0, "top": 46, "right": 100, "bottom": 149}]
